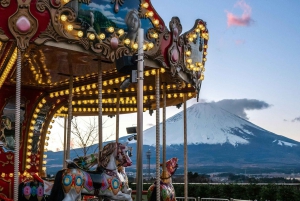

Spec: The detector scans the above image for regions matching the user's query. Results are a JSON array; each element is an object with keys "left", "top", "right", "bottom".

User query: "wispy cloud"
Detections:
[
  {"left": 210, "top": 99, "right": 271, "bottom": 120},
  {"left": 226, "top": 0, "right": 253, "bottom": 27},
  {"left": 292, "top": 117, "right": 300, "bottom": 122}
]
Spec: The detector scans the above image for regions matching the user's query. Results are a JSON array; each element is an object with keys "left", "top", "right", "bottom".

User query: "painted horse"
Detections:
[
  {"left": 49, "top": 142, "right": 133, "bottom": 201},
  {"left": 147, "top": 157, "right": 178, "bottom": 201}
]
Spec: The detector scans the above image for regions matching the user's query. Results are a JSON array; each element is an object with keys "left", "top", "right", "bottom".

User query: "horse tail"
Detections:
[{"left": 49, "top": 169, "right": 65, "bottom": 201}]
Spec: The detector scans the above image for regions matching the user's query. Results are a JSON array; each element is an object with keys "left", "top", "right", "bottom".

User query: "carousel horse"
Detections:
[
  {"left": 50, "top": 142, "right": 133, "bottom": 201},
  {"left": 147, "top": 157, "right": 178, "bottom": 201}
]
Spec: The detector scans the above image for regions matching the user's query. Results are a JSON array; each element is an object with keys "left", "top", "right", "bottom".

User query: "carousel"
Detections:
[{"left": 0, "top": 0, "right": 209, "bottom": 200}]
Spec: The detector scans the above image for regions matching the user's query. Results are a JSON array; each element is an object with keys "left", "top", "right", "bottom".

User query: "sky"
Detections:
[{"left": 48, "top": 0, "right": 300, "bottom": 151}]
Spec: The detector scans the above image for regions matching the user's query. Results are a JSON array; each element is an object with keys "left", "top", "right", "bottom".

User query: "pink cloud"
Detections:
[
  {"left": 235, "top": 39, "right": 245, "bottom": 45},
  {"left": 226, "top": 0, "right": 253, "bottom": 27}
]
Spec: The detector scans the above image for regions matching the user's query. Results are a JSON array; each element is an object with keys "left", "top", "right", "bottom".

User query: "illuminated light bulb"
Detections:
[
  {"left": 78, "top": 100, "right": 82, "bottom": 105},
  {"left": 148, "top": 42, "right": 154, "bottom": 49},
  {"left": 151, "top": 32, "right": 158, "bottom": 38},
  {"left": 132, "top": 43, "right": 138, "bottom": 49},
  {"left": 195, "top": 28, "right": 200, "bottom": 33},
  {"left": 203, "top": 58, "right": 207, "bottom": 62},
  {"left": 63, "top": 0, "right": 69, "bottom": 3},
  {"left": 143, "top": 44, "right": 147, "bottom": 50},
  {"left": 131, "top": 87, "right": 135, "bottom": 92},
  {"left": 89, "top": 33, "right": 95, "bottom": 40},
  {"left": 151, "top": 70, "right": 156, "bottom": 75},
  {"left": 55, "top": 92, "right": 59, "bottom": 97},
  {"left": 59, "top": 91, "right": 64, "bottom": 96},
  {"left": 75, "top": 87, "right": 80, "bottom": 92},
  {"left": 142, "top": 2, "right": 149, "bottom": 8},
  {"left": 83, "top": 108, "right": 86, "bottom": 112},
  {"left": 107, "top": 26, "right": 114, "bottom": 33},
  {"left": 186, "top": 58, "right": 192, "bottom": 64},
  {"left": 43, "top": 161, "right": 47, "bottom": 165},
  {"left": 167, "top": 94, "right": 172, "bottom": 98},
  {"left": 174, "top": 94, "right": 178, "bottom": 98},
  {"left": 200, "top": 74, "right": 205, "bottom": 80},
  {"left": 118, "top": 29, "right": 124, "bottom": 35},
  {"left": 42, "top": 167, "right": 46, "bottom": 171},
  {"left": 188, "top": 37, "right": 194, "bottom": 42},
  {"left": 27, "top": 145, "right": 32, "bottom": 149},
  {"left": 92, "top": 83, "right": 96, "bottom": 88},
  {"left": 204, "top": 45, "right": 208, "bottom": 49},
  {"left": 60, "top": 15, "right": 67, "bottom": 21},
  {"left": 74, "top": 108, "right": 77, "bottom": 112},
  {"left": 33, "top": 114, "right": 38, "bottom": 119},
  {"left": 149, "top": 86, "right": 153, "bottom": 91},
  {"left": 67, "top": 24, "right": 73, "bottom": 31},
  {"left": 204, "top": 52, "right": 208, "bottom": 56},
  {"left": 28, "top": 139, "right": 32, "bottom": 143},
  {"left": 193, "top": 33, "right": 197, "bottom": 38},
  {"left": 160, "top": 68, "right": 165, "bottom": 73},
  {"left": 147, "top": 11, "right": 154, "bottom": 17},
  {"left": 124, "top": 38, "right": 130, "bottom": 45},
  {"left": 29, "top": 133, "right": 33, "bottom": 137},
  {"left": 78, "top": 31, "right": 83, "bottom": 37},
  {"left": 42, "top": 99, "right": 46, "bottom": 104},
  {"left": 188, "top": 92, "right": 193, "bottom": 97},
  {"left": 153, "top": 19, "right": 159, "bottom": 25},
  {"left": 26, "top": 158, "right": 31, "bottom": 162},
  {"left": 99, "top": 33, "right": 105, "bottom": 40},
  {"left": 107, "top": 89, "right": 111, "bottom": 93},
  {"left": 27, "top": 152, "right": 31, "bottom": 156},
  {"left": 167, "top": 85, "right": 171, "bottom": 89},
  {"left": 49, "top": 93, "right": 54, "bottom": 98},
  {"left": 150, "top": 95, "right": 154, "bottom": 100},
  {"left": 109, "top": 80, "right": 113, "bottom": 85},
  {"left": 35, "top": 108, "right": 40, "bottom": 113},
  {"left": 202, "top": 67, "right": 206, "bottom": 72},
  {"left": 145, "top": 71, "right": 150, "bottom": 76},
  {"left": 185, "top": 51, "right": 191, "bottom": 56},
  {"left": 103, "top": 81, "right": 107, "bottom": 86}
]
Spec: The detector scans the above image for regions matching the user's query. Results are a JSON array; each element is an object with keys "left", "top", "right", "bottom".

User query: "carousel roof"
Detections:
[{"left": 0, "top": 0, "right": 209, "bottom": 116}]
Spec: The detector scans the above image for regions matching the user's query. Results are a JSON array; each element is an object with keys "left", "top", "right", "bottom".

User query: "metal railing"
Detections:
[{"left": 176, "top": 197, "right": 198, "bottom": 201}]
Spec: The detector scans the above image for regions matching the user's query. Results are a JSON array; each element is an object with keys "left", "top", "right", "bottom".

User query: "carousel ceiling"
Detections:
[{"left": 0, "top": 0, "right": 209, "bottom": 116}]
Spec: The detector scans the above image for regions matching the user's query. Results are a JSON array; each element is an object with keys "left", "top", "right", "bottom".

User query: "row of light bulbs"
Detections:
[
  {"left": 28, "top": 51, "right": 52, "bottom": 85},
  {"left": 0, "top": 48, "right": 17, "bottom": 89},
  {"left": 25, "top": 98, "right": 50, "bottom": 171}
]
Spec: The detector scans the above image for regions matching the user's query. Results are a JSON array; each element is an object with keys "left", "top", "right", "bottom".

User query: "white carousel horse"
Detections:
[
  {"left": 147, "top": 157, "right": 178, "bottom": 201},
  {"left": 50, "top": 142, "right": 133, "bottom": 201}
]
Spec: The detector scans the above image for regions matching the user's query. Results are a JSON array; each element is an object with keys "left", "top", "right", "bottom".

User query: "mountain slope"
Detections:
[{"left": 46, "top": 103, "right": 300, "bottom": 174}]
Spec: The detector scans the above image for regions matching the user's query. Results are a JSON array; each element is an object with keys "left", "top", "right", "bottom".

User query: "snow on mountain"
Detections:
[
  {"left": 143, "top": 103, "right": 289, "bottom": 146},
  {"left": 273, "top": 139, "right": 297, "bottom": 147}
]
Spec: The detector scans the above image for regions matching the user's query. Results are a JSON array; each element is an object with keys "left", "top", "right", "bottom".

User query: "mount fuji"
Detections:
[{"left": 46, "top": 103, "right": 300, "bottom": 174}]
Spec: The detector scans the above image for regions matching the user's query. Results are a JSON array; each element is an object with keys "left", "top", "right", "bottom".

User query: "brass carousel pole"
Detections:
[
  {"left": 13, "top": 48, "right": 21, "bottom": 201},
  {"left": 66, "top": 55, "right": 73, "bottom": 161},
  {"left": 183, "top": 93, "right": 188, "bottom": 201},
  {"left": 97, "top": 59, "right": 103, "bottom": 151},
  {"left": 136, "top": 28, "right": 144, "bottom": 201},
  {"left": 63, "top": 115, "right": 67, "bottom": 168},
  {"left": 162, "top": 82, "right": 167, "bottom": 179},
  {"left": 116, "top": 89, "right": 120, "bottom": 143},
  {"left": 155, "top": 69, "right": 160, "bottom": 200}
]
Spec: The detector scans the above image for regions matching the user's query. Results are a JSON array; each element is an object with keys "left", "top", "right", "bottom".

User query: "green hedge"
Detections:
[{"left": 131, "top": 183, "right": 300, "bottom": 201}]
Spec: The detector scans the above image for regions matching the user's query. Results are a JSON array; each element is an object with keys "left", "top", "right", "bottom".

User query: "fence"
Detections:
[{"left": 175, "top": 198, "right": 252, "bottom": 201}]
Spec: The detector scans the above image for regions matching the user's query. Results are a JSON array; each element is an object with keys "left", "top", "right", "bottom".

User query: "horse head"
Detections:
[
  {"left": 116, "top": 142, "right": 132, "bottom": 167},
  {"left": 98, "top": 142, "right": 132, "bottom": 170},
  {"left": 161, "top": 157, "right": 178, "bottom": 182}
]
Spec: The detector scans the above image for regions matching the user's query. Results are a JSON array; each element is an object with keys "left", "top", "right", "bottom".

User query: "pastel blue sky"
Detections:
[{"left": 149, "top": 0, "right": 300, "bottom": 141}]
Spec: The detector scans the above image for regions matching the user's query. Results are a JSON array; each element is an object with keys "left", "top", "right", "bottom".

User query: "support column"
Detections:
[
  {"left": 66, "top": 55, "right": 73, "bottom": 161},
  {"left": 13, "top": 48, "right": 21, "bottom": 201},
  {"left": 155, "top": 69, "right": 160, "bottom": 200},
  {"left": 162, "top": 82, "right": 166, "bottom": 179},
  {"left": 136, "top": 28, "right": 144, "bottom": 201},
  {"left": 63, "top": 115, "right": 67, "bottom": 168},
  {"left": 183, "top": 94, "right": 188, "bottom": 201},
  {"left": 97, "top": 59, "right": 103, "bottom": 151},
  {"left": 116, "top": 89, "right": 120, "bottom": 143}
]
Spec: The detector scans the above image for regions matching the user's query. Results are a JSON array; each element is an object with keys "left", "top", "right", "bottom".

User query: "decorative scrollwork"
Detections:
[
  {"left": 111, "top": 0, "right": 125, "bottom": 13},
  {"left": 0, "top": 0, "right": 10, "bottom": 8},
  {"left": 0, "top": 28, "right": 9, "bottom": 42}
]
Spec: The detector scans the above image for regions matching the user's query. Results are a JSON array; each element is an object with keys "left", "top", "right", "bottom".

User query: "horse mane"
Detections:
[{"left": 98, "top": 142, "right": 116, "bottom": 168}]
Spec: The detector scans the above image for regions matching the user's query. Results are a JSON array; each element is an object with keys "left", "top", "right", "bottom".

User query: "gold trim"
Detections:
[
  {"left": 0, "top": 0, "right": 10, "bottom": 8},
  {"left": 0, "top": 28, "right": 9, "bottom": 42},
  {"left": 0, "top": 177, "right": 12, "bottom": 198}
]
